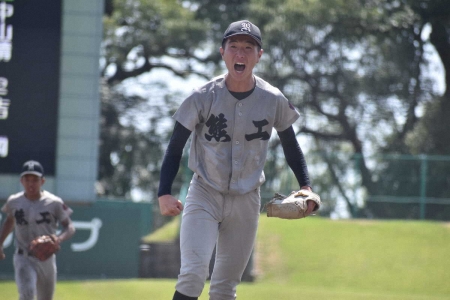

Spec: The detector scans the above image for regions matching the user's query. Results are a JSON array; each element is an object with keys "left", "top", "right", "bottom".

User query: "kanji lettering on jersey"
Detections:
[
  {"left": 14, "top": 209, "right": 28, "bottom": 225},
  {"left": 205, "top": 113, "right": 231, "bottom": 142},
  {"left": 36, "top": 212, "right": 51, "bottom": 224},
  {"left": 245, "top": 119, "right": 270, "bottom": 141}
]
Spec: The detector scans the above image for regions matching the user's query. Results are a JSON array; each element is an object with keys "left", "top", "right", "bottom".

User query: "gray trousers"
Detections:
[
  {"left": 13, "top": 253, "right": 56, "bottom": 300},
  {"left": 176, "top": 174, "right": 260, "bottom": 300}
]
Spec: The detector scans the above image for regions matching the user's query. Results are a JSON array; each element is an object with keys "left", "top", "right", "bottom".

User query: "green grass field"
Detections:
[{"left": 1, "top": 217, "right": 449, "bottom": 300}]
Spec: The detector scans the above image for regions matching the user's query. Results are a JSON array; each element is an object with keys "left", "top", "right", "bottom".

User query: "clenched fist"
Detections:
[{"left": 158, "top": 195, "right": 183, "bottom": 216}]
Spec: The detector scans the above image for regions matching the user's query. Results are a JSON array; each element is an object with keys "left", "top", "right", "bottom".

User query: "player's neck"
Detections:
[
  {"left": 24, "top": 191, "right": 42, "bottom": 201},
  {"left": 225, "top": 74, "right": 255, "bottom": 92}
]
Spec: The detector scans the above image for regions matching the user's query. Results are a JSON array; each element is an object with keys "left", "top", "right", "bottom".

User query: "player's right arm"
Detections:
[
  {"left": 158, "top": 121, "right": 191, "bottom": 216},
  {"left": 0, "top": 214, "right": 15, "bottom": 260}
]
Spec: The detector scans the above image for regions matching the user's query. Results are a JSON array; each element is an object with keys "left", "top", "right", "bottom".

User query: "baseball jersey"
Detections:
[
  {"left": 1, "top": 190, "right": 73, "bottom": 251},
  {"left": 174, "top": 75, "right": 300, "bottom": 195}
]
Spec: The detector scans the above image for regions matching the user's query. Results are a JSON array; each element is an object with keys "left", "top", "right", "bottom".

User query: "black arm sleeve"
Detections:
[
  {"left": 277, "top": 126, "right": 311, "bottom": 188},
  {"left": 157, "top": 122, "right": 192, "bottom": 197}
]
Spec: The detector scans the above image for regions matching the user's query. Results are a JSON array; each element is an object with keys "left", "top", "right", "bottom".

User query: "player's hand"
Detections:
[
  {"left": 0, "top": 246, "right": 5, "bottom": 260},
  {"left": 301, "top": 186, "right": 316, "bottom": 215},
  {"left": 158, "top": 194, "right": 183, "bottom": 216},
  {"left": 50, "top": 234, "right": 61, "bottom": 249},
  {"left": 305, "top": 200, "right": 317, "bottom": 216}
]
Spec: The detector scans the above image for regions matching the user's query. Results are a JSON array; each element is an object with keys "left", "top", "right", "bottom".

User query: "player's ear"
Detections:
[
  {"left": 219, "top": 47, "right": 224, "bottom": 58},
  {"left": 257, "top": 49, "right": 263, "bottom": 62},
  {"left": 41, "top": 177, "right": 46, "bottom": 186}
]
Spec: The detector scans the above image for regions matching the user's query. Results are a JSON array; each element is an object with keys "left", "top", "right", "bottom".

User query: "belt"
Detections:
[{"left": 17, "top": 248, "right": 32, "bottom": 256}]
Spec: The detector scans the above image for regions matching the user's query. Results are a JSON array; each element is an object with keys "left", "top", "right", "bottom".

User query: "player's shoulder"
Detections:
[
  {"left": 182, "top": 75, "right": 225, "bottom": 108},
  {"left": 192, "top": 75, "right": 226, "bottom": 95},
  {"left": 6, "top": 191, "right": 26, "bottom": 202},
  {"left": 41, "top": 190, "right": 64, "bottom": 203},
  {"left": 255, "top": 76, "right": 284, "bottom": 97},
  {"left": 2, "top": 192, "right": 26, "bottom": 213}
]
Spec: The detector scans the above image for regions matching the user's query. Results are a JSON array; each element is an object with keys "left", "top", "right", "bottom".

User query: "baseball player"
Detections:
[
  {"left": 158, "top": 20, "right": 316, "bottom": 300},
  {"left": 0, "top": 160, "right": 75, "bottom": 300}
]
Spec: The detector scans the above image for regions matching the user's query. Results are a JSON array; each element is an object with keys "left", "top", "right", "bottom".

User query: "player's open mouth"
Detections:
[{"left": 234, "top": 63, "right": 245, "bottom": 72}]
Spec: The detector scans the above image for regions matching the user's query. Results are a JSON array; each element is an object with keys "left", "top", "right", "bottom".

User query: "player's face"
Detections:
[
  {"left": 20, "top": 174, "right": 45, "bottom": 200},
  {"left": 220, "top": 35, "right": 263, "bottom": 87}
]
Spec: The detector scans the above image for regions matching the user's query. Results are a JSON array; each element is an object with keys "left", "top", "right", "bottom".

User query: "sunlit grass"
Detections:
[
  {"left": 141, "top": 216, "right": 180, "bottom": 243},
  {"left": 1, "top": 217, "right": 449, "bottom": 300}
]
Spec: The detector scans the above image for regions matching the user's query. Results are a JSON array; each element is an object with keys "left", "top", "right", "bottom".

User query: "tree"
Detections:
[
  {"left": 404, "top": 0, "right": 450, "bottom": 154},
  {"left": 102, "top": 0, "right": 211, "bottom": 84},
  {"left": 98, "top": 0, "right": 450, "bottom": 219},
  {"left": 99, "top": 0, "right": 211, "bottom": 199},
  {"left": 246, "top": 0, "right": 449, "bottom": 216},
  {"left": 99, "top": 0, "right": 262, "bottom": 201},
  {"left": 98, "top": 78, "right": 180, "bottom": 197}
]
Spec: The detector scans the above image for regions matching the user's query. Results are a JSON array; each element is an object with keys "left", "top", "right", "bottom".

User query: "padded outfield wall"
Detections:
[{"left": 0, "top": 200, "right": 153, "bottom": 279}]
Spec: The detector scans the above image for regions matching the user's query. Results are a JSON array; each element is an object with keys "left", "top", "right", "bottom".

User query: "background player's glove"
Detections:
[
  {"left": 266, "top": 189, "right": 321, "bottom": 219},
  {"left": 29, "top": 235, "right": 60, "bottom": 261}
]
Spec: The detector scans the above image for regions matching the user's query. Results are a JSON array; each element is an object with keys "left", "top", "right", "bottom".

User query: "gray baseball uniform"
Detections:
[
  {"left": 176, "top": 75, "right": 299, "bottom": 194},
  {"left": 173, "top": 74, "right": 300, "bottom": 299},
  {"left": 1, "top": 190, "right": 73, "bottom": 300}
]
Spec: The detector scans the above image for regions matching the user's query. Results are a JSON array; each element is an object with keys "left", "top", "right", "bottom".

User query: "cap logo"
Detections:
[
  {"left": 241, "top": 22, "right": 252, "bottom": 32},
  {"left": 25, "top": 161, "right": 38, "bottom": 170}
]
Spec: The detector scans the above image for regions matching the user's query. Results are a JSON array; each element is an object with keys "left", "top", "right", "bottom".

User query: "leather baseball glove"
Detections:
[
  {"left": 29, "top": 235, "right": 60, "bottom": 261},
  {"left": 266, "top": 189, "right": 321, "bottom": 219}
]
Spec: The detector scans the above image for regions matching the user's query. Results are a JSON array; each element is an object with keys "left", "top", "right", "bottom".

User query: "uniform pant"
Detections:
[
  {"left": 13, "top": 253, "right": 56, "bottom": 300},
  {"left": 175, "top": 174, "right": 260, "bottom": 300}
]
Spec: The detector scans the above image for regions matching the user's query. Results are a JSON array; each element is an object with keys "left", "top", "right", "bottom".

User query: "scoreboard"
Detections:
[{"left": 0, "top": 0, "right": 62, "bottom": 175}]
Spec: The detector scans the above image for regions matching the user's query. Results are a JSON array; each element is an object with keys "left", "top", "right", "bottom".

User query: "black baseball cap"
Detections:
[
  {"left": 21, "top": 160, "right": 44, "bottom": 177},
  {"left": 222, "top": 20, "right": 262, "bottom": 47}
]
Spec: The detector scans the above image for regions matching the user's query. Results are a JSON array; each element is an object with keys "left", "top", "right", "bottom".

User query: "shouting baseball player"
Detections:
[
  {"left": 158, "top": 20, "right": 317, "bottom": 300},
  {"left": 0, "top": 160, "right": 75, "bottom": 300}
]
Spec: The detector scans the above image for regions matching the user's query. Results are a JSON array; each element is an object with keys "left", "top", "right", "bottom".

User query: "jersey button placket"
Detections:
[
  {"left": 231, "top": 101, "right": 244, "bottom": 190},
  {"left": 238, "top": 102, "right": 243, "bottom": 116},
  {"left": 232, "top": 140, "right": 240, "bottom": 186}
]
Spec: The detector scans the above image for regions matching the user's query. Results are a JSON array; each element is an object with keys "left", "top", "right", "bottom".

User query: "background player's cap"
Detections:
[
  {"left": 21, "top": 160, "right": 44, "bottom": 177},
  {"left": 222, "top": 20, "right": 262, "bottom": 48}
]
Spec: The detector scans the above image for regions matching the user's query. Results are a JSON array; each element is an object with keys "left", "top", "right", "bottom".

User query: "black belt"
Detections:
[{"left": 17, "top": 248, "right": 32, "bottom": 256}]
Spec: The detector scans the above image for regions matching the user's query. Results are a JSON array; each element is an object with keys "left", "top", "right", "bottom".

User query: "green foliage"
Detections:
[
  {"left": 98, "top": 80, "right": 168, "bottom": 199},
  {"left": 103, "top": 0, "right": 208, "bottom": 83},
  {"left": 246, "top": 0, "right": 450, "bottom": 216},
  {"left": 98, "top": 0, "right": 238, "bottom": 201},
  {"left": 97, "top": 0, "right": 450, "bottom": 219}
]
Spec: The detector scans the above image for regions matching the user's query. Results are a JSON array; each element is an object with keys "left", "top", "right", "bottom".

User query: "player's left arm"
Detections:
[
  {"left": 278, "top": 126, "right": 316, "bottom": 215},
  {"left": 54, "top": 218, "right": 75, "bottom": 245}
]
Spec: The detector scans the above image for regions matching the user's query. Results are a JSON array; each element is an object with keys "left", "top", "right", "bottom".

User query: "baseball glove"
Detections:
[
  {"left": 29, "top": 235, "right": 60, "bottom": 261},
  {"left": 266, "top": 189, "right": 321, "bottom": 219}
]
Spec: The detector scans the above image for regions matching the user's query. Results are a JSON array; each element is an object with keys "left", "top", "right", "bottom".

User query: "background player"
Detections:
[
  {"left": 158, "top": 20, "right": 317, "bottom": 300},
  {"left": 0, "top": 160, "right": 75, "bottom": 300}
]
